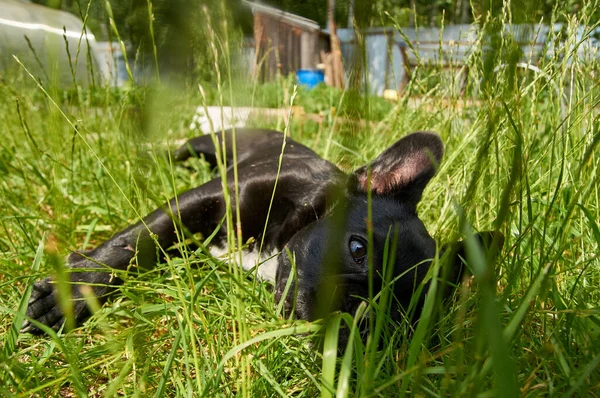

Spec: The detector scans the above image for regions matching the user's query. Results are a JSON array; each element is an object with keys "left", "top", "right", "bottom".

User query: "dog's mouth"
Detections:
[
  {"left": 275, "top": 258, "right": 374, "bottom": 321},
  {"left": 320, "top": 272, "right": 370, "bottom": 283}
]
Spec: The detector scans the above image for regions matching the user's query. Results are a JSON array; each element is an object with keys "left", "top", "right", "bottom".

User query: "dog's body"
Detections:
[{"left": 22, "top": 128, "right": 479, "bottom": 334}]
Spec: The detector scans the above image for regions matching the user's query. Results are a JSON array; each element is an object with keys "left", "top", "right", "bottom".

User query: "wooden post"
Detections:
[
  {"left": 320, "top": 50, "right": 333, "bottom": 86},
  {"left": 347, "top": 0, "right": 355, "bottom": 28},
  {"left": 397, "top": 41, "right": 412, "bottom": 92},
  {"left": 252, "top": 13, "right": 264, "bottom": 80},
  {"left": 327, "top": 0, "right": 344, "bottom": 89},
  {"left": 384, "top": 30, "right": 392, "bottom": 91},
  {"left": 301, "top": 32, "right": 312, "bottom": 69}
]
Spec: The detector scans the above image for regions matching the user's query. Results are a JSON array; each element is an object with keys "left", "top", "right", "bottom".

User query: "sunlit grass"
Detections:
[{"left": 1, "top": 2, "right": 600, "bottom": 397}]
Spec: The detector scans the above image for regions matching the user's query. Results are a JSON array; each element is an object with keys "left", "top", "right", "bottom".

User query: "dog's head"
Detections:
[{"left": 275, "top": 132, "right": 446, "bottom": 321}]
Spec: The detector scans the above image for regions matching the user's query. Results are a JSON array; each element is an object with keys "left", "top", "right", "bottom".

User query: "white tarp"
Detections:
[{"left": 0, "top": 0, "right": 103, "bottom": 87}]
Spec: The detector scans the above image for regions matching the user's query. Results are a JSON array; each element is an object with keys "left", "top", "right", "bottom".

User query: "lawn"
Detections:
[{"left": 1, "top": 11, "right": 600, "bottom": 398}]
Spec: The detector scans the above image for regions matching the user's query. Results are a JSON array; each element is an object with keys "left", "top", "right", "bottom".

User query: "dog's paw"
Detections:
[
  {"left": 21, "top": 277, "right": 68, "bottom": 334},
  {"left": 21, "top": 271, "right": 115, "bottom": 335}
]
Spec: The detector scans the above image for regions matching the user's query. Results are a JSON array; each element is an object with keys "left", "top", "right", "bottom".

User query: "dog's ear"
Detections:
[{"left": 350, "top": 131, "right": 443, "bottom": 205}]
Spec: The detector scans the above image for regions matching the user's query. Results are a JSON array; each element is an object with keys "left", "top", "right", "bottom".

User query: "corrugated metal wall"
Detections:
[
  {"left": 338, "top": 24, "right": 599, "bottom": 95},
  {"left": 339, "top": 25, "right": 477, "bottom": 95}
]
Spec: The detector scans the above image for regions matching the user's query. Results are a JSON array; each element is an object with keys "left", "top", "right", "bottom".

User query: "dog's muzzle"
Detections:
[{"left": 274, "top": 251, "right": 317, "bottom": 321}]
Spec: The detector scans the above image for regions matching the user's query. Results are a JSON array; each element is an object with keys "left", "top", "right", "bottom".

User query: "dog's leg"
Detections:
[
  {"left": 172, "top": 133, "right": 221, "bottom": 164},
  {"left": 172, "top": 129, "right": 283, "bottom": 165},
  {"left": 22, "top": 178, "right": 228, "bottom": 334}
]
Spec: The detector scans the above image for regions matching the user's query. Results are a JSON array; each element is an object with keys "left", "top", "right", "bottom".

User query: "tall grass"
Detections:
[{"left": 1, "top": 2, "right": 599, "bottom": 397}]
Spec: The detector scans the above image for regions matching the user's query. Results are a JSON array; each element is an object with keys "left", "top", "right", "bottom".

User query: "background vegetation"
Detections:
[
  {"left": 1, "top": 0, "right": 599, "bottom": 396},
  {"left": 29, "top": 0, "right": 600, "bottom": 84}
]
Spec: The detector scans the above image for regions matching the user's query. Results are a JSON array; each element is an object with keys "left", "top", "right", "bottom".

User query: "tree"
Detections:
[{"left": 31, "top": 0, "right": 250, "bottom": 82}]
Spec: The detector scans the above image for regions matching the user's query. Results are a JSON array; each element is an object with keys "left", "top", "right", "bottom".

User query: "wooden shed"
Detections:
[{"left": 243, "top": 1, "right": 329, "bottom": 80}]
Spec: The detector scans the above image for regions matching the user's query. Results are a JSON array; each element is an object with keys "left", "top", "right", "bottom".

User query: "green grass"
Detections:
[{"left": 1, "top": 6, "right": 600, "bottom": 398}]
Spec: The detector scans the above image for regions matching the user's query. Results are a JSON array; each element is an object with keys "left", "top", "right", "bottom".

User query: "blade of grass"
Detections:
[
  {"left": 321, "top": 314, "right": 343, "bottom": 398},
  {"left": 3, "top": 233, "right": 45, "bottom": 358}
]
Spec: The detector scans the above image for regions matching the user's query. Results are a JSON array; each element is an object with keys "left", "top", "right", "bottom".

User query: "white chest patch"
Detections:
[{"left": 208, "top": 245, "right": 279, "bottom": 283}]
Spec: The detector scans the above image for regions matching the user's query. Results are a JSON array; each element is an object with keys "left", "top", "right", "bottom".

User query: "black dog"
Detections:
[{"left": 22, "top": 129, "right": 496, "bottom": 334}]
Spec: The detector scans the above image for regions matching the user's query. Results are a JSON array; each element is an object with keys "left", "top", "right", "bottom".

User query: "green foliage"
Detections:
[
  {"left": 106, "top": 0, "right": 231, "bottom": 78},
  {"left": 31, "top": 0, "right": 248, "bottom": 82},
  {"left": 1, "top": 1, "right": 600, "bottom": 397},
  {"left": 258, "top": 0, "right": 600, "bottom": 27}
]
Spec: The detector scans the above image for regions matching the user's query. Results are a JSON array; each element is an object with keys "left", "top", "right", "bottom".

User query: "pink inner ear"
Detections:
[{"left": 357, "top": 151, "right": 430, "bottom": 194}]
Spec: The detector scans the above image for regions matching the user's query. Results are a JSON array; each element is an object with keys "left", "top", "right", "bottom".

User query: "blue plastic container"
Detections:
[{"left": 297, "top": 69, "right": 325, "bottom": 89}]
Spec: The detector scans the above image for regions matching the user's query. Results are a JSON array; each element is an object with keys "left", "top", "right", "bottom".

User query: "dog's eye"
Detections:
[{"left": 349, "top": 237, "right": 367, "bottom": 264}]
